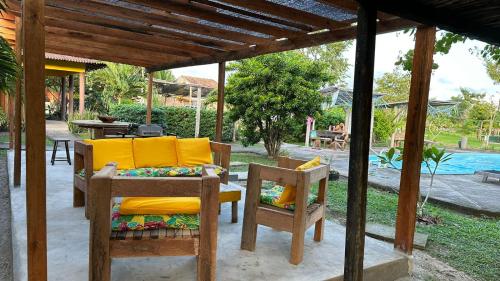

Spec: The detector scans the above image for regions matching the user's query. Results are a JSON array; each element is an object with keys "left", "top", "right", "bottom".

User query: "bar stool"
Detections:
[{"left": 50, "top": 138, "right": 71, "bottom": 165}]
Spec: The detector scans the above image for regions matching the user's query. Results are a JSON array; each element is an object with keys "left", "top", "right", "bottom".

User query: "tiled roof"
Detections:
[{"left": 176, "top": 75, "right": 218, "bottom": 89}]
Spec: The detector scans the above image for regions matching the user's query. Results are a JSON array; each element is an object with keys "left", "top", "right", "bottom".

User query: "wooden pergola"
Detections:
[{"left": 3, "top": 0, "right": 499, "bottom": 281}]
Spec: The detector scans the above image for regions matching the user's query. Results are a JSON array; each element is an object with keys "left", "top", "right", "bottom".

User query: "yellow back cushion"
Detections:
[
  {"left": 277, "top": 156, "right": 321, "bottom": 204},
  {"left": 176, "top": 137, "right": 213, "bottom": 166},
  {"left": 119, "top": 197, "right": 200, "bottom": 215},
  {"left": 84, "top": 138, "right": 135, "bottom": 170},
  {"left": 133, "top": 136, "right": 177, "bottom": 168}
]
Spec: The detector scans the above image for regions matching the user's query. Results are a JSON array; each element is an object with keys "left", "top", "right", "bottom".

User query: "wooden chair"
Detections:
[
  {"left": 74, "top": 140, "right": 231, "bottom": 219},
  {"left": 89, "top": 163, "right": 220, "bottom": 281},
  {"left": 240, "top": 156, "right": 329, "bottom": 265}
]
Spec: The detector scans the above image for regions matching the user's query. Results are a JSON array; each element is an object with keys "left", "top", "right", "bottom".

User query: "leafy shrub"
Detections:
[
  {"left": 316, "top": 107, "right": 345, "bottom": 129},
  {"left": 110, "top": 104, "right": 234, "bottom": 141},
  {"left": 0, "top": 108, "right": 8, "bottom": 131},
  {"left": 67, "top": 111, "right": 98, "bottom": 134},
  {"left": 373, "top": 109, "right": 395, "bottom": 143}
]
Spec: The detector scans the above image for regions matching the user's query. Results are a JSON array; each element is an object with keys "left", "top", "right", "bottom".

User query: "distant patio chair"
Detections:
[
  {"left": 331, "top": 132, "right": 349, "bottom": 151},
  {"left": 240, "top": 156, "right": 329, "bottom": 265}
]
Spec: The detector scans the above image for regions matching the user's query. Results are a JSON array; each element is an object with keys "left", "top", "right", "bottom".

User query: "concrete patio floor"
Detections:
[{"left": 9, "top": 151, "right": 408, "bottom": 281}]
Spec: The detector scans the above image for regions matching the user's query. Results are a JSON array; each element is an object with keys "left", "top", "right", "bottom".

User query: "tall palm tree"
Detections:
[
  {"left": 0, "top": 0, "right": 19, "bottom": 93},
  {"left": 90, "top": 63, "right": 146, "bottom": 104}
]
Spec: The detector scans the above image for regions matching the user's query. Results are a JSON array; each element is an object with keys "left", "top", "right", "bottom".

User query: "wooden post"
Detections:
[
  {"left": 14, "top": 16, "right": 22, "bottom": 187},
  {"left": 195, "top": 87, "right": 202, "bottom": 137},
  {"left": 68, "top": 74, "right": 74, "bottom": 115},
  {"left": 79, "top": 72, "right": 85, "bottom": 114},
  {"left": 394, "top": 26, "right": 436, "bottom": 254},
  {"left": 60, "top": 76, "right": 66, "bottom": 120},
  {"left": 23, "top": 0, "right": 47, "bottom": 280},
  {"left": 146, "top": 73, "right": 153, "bottom": 125},
  {"left": 343, "top": 1, "right": 376, "bottom": 281},
  {"left": 215, "top": 62, "right": 226, "bottom": 142}
]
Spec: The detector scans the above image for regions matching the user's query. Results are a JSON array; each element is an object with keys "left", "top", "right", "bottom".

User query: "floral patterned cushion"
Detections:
[
  {"left": 111, "top": 203, "right": 199, "bottom": 231},
  {"left": 260, "top": 185, "right": 317, "bottom": 211},
  {"left": 77, "top": 165, "right": 225, "bottom": 178}
]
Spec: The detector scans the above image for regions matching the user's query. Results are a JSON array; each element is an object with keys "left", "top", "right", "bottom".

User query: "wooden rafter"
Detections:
[{"left": 147, "top": 17, "right": 417, "bottom": 71}]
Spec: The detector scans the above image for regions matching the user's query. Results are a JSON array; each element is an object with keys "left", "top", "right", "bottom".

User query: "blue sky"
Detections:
[{"left": 172, "top": 30, "right": 499, "bottom": 103}]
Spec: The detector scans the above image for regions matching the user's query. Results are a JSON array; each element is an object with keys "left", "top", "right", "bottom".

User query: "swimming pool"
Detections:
[{"left": 369, "top": 152, "right": 500, "bottom": 175}]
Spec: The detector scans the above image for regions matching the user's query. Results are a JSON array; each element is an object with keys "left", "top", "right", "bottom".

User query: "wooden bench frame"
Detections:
[
  {"left": 89, "top": 163, "right": 219, "bottom": 281},
  {"left": 73, "top": 140, "right": 231, "bottom": 218},
  {"left": 241, "top": 156, "right": 329, "bottom": 265}
]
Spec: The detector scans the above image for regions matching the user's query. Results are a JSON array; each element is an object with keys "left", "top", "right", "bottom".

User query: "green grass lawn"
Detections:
[
  {"left": 230, "top": 153, "right": 500, "bottom": 280},
  {"left": 428, "top": 132, "right": 500, "bottom": 151},
  {"left": 0, "top": 133, "right": 53, "bottom": 146},
  {"left": 328, "top": 180, "right": 500, "bottom": 281}
]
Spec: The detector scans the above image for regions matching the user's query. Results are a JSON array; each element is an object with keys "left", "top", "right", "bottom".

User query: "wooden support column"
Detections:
[
  {"left": 343, "top": 1, "right": 376, "bottom": 280},
  {"left": 79, "top": 72, "right": 85, "bottom": 114},
  {"left": 60, "top": 76, "right": 66, "bottom": 120},
  {"left": 146, "top": 73, "right": 153, "bottom": 125},
  {"left": 23, "top": 0, "right": 48, "bottom": 280},
  {"left": 68, "top": 74, "right": 74, "bottom": 115},
  {"left": 215, "top": 62, "right": 226, "bottom": 142},
  {"left": 14, "top": 16, "right": 22, "bottom": 187},
  {"left": 195, "top": 87, "right": 202, "bottom": 137},
  {"left": 394, "top": 26, "right": 436, "bottom": 254}
]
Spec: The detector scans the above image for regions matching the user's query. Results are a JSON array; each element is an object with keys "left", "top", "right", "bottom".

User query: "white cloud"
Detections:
[{"left": 170, "top": 31, "right": 499, "bottom": 103}]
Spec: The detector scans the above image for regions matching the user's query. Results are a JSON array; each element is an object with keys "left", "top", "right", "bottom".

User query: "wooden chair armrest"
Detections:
[{"left": 249, "top": 163, "right": 298, "bottom": 186}]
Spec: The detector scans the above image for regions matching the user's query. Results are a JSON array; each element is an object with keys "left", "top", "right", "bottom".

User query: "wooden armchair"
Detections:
[
  {"left": 74, "top": 140, "right": 231, "bottom": 219},
  {"left": 89, "top": 163, "right": 220, "bottom": 281},
  {"left": 241, "top": 156, "right": 329, "bottom": 265}
]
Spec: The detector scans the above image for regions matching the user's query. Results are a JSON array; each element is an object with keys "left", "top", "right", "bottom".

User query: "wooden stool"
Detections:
[
  {"left": 219, "top": 183, "right": 242, "bottom": 223},
  {"left": 50, "top": 138, "right": 71, "bottom": 165}
]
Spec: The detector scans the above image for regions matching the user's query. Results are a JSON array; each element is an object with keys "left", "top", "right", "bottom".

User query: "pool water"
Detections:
[{"left": 369, "top": 152, "right": 500, "bottom": 175}]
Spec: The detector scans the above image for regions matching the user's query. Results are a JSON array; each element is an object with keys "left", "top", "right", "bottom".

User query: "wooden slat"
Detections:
[
  {"left": 110, "top": 238, "right": 199, "bottom": 257},
  {"left": 192, "top": 0, "right": 314, "bottom": 32},
  {"left": 0, "top": 18, "right": 16, "bottom": 29},
  {"left": 13, "top": 16, "right": 21, "bottom": 187},
  {"left": 255, "top": 205, "right": 294, "bottom": 232},
  {"left": 44, "top": 1, "right": 244, "bottom": 51},
  {"left": 344, "top": 2, "right": 377, "bottom": 280},
  {"left": 306, "top": 165, "right": 330, "bottom": 184},
  {"left": 259, "top": 165, "right": 298, "bottom": 186},
  {"left": 45, "top": 26, "right": 198, "bottom": 58},
  {"left": 318, "top": 0, "right": 394, "bottom": 20},
  {"left": 147, "top": 17, "right": 417, "bottom": 71},
  {"left": 305, "top": 204, "right": 323, "bottom": 229},
  {"left": 24, "top": 0, "right": 48, "bottom": 280},
  {"left": 394, "top": 26, "right": 436, "bottom": 255},
  {"left": 111, "top": 177, "right": 202, "bottom": 197},
  {"left": 128, "top": 0, "right": 304, "bottom": 38},
  {"left": 215, "top": 0, "right": 349, "bottom": 29},
  {"left": 47, "top": 0, "right": 270, "bottom": 45}
]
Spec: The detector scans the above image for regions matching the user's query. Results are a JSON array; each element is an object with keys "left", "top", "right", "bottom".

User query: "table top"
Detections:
[{"left": 70, "top": 120, "right": 130, "bottom": 128}]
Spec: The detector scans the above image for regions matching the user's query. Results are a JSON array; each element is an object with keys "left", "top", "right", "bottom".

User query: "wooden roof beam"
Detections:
[
  {"left": 147, "top": 17, "right": 417, "bottom": 72},
  {"left": 126, "top": 0, "right": 305, "bottom": 38},
  {"left": 58, "top": 0, "right": 272, "bottom": 45},
  {"left": 190, "top": 0, "right": 314, "bottom": 32},
  {"left": 44, "top": 17, "right": 220, "bottom": 57},
  {"left": 212, "top": 0, "right": 350, "bottom": 30},
  {"left": 318, "top": 0, "right": 395, "bottom": 20}
]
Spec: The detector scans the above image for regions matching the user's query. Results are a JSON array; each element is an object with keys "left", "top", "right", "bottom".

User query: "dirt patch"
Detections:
[
  {"left": 410, "top": 249, "right": 476, "bottom": 281},
  {"left": 0, "top": 151, "right": 13, "bottom": 281}
]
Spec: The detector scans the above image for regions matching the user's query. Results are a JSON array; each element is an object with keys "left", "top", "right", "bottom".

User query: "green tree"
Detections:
[
  {"left": 225, "top": 52, "right": 331, "bottom": 157},
  {"left": 375, "top": 68, "right": 411, "bottom": 102},
  {"left": 450, "top": 88, "right": 486, "bottom": 122},
  {"left": 299, "top": 41, "right": 352, "bottom": 86},
  {"left": 485, "top": 57, "right": 500, "bottom": 84},
  {"left": 396, "top": 31, "right": 499, "bottom": 71},
  {"left": 88, "top": 63, "right": 146, "bottom": 106}
]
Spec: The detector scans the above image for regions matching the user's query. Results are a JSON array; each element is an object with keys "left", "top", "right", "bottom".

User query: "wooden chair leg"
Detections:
[
  {"left": 241, "top": 164, "right": 261, "bottom": 251},
  {"left": 198, "top": 176, "right": 219, "bottom": 281},
  {"left": 231, "top": 201, "right": 238, "bottom": 223},
  {"left": 314, "top": 217, "right": 325, "bottom": 242},
  {"left": 290, "top": 225, "right": 306, "bottom": 265},
  {"left": 73, "top": 186, "right": 85, "bottom": 207}
]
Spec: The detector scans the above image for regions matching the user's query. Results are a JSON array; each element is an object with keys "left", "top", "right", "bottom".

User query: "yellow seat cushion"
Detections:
[
  {"left": 84, "top": 138, "right": 135, "bottom": 170},
  {"left": 132, "top": 136, "right": 178, "bottom": 168},
  {"left": 277, "top": 156, "right": 321, "bottom": 204},
  {"left": 219, "top": 184, "right": 241, "bottom": 203},
  {"left": 119, "top": 197, "right": 201, "bottom": 215},
  {"left": 176, "top": 137, "right": 213, "bottom": 166}
]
